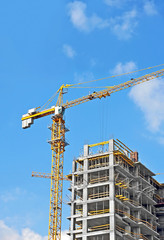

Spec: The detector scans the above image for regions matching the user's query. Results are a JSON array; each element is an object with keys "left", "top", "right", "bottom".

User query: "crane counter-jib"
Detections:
[
  {"left": 21, "top": 106, "right": 65, "bottom": 128},
  {"left": 22, "top": 107, "right": 55, "bottom": 128},
  {"left": 21, "top": 68, "right": 164, "bottom": 129}
]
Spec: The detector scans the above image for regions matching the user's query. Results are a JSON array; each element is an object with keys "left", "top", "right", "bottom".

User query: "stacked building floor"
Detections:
[{"left": 67, "top": 139, "right": 164, "bottom": 240}]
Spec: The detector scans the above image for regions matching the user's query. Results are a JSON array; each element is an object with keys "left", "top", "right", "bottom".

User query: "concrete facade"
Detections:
[
  {"left": 67, "top": 139, "right": 164, "bottom": 240},
  {"left": 156, "top": 186, "right": 164, "bottom": 240}
]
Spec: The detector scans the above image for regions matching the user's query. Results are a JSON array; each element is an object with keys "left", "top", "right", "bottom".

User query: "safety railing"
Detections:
[
  {"left": 75, "top": 224, "right": 82, "bottom": 230},
  {"left": 88, "top": 223, "right": 110, "bottom": 232},
  {"left": 154, "top": 194, "right": 163, "bottom": 203},
  {"left": 89, "top": 176, "right": 109, "bottom": 184},
  {"left": 114, "top": 139, "right": 133, "bottom": 159},
  {"left": 114, "top": 156, "right": 133, "bottom": 174},
  {"left": 75, "top": 159, "right": 84, "bottom": 172},
  {"left": 150, "top": 176, "right": 161, "bottom": 188},
  {"left": 116, "top": 195, "right": 155, "bottom": 215},
  {"left": 89, "top": 161, "right": 109, "bottom": 169},
  {"left": 115, "top": 209, "right": 156, "bottom": 231},
  {"left": 138, "top": 172, "right": 150, "bottom": 183},
  {"left": 88, "top": 208, "right": 110, "bottom": 215},
  {"left": 116, "top": 194, "right": 144, "bottom": 208},
  {"left": 115, "top": 181, "right": 128, "bottom": 189},
  {"left": 88, "top": 191, "right": 109, "bottom": 199},
  {"left": 75, "top": 208, "right": 83, "bottom": 215},
  {"left": 116, "top": 225, "right": 149, "bottom": 240},
  {"left": 115, "top": 194, "right": 129, "bottom": 201},
  {"left": 124, "top": 198, "right": 155, "bottom": 215},
  {"left": 124, "top": 198, "right": 142, "bottom": 207}
]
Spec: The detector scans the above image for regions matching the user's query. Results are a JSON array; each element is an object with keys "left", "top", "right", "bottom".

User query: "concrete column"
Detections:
[
  {"left": 70, "top": 161, "right": 76, "bottom": 240},
  {"left": 109, "top": 139, "right": 116, "bottom": 240},
  {"left": 71, "top": 174, "right": 75, "bottom": 232},
  {"left": 72, "top": 159, "right": 76, "bottom": 172},
  {"left": 83, "top": 178, "right": 88, "bottom": 238},
  {"left": 84, "top": 144, "right": 89, "bottom": 157},
  {"left": 125, "top": 225, "right": 131, "bottom": 235},
  {"left": 83, "top": 146, "right": 88, "bottom": 240}
]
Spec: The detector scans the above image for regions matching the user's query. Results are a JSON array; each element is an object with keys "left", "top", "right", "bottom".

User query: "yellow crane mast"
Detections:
[{"left": 21, "top": 68, "right": 164, "bottom": 240}]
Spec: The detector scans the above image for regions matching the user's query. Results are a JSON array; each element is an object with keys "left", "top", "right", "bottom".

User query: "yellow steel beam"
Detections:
[
  {"left": 88, "top": 141, "right": 109, "bottom": 148},
  {"left": 116, "top": 138, "right": 133, "bottom": 153},
  {"left": 22, "top": 108, "right": 55, "bottom": 121}
]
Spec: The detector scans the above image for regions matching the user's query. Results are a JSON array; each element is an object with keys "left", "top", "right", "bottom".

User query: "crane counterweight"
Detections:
[{"left": 55, "top": 106, "right": 65, "bottom": 116}]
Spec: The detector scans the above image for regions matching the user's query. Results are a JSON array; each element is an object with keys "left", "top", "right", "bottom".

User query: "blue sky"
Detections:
[{"left": 0, "top": 0, "right": 164, "bottom": 239}]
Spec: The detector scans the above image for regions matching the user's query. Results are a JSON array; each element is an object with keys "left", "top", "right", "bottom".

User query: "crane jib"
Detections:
[
  {"left": 62, "top": 68, "right": 164, "bottom": 109},
  {"left": 21, "top": 68, "right": 164, "bottom": 129}
]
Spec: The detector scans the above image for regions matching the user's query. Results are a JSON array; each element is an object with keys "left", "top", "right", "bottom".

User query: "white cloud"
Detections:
[
  {"left": 63, "top": 44, "right": 76, "bottom": 58},
  {"left": 111, "top": 61, "right": 137, "bottom": 75},
  {"left": 0, "top": 220, "right": 47, "bottom": 240},
  {"left": 129, "top": 78, "right": 164, "bottom": 132},
  {"left": 0, "top": 220, "right": 21, "bottom": 240},
  {"left": 110, "top": 9, "right": 138, "bottom": 40},
  {"left": 0, "top": 220, "right": 70, "bottom": 240},
  {"left": 21, "top": 229, "right": 47, "bottom": 240},
  {"left": 67, "top": 1, "right": 157, "bottom": 39},
  {"left": 67, "top": 2, "right": 138, "bottom": 39},
  {"left": 67, "top": 1, "right": 109, "bottom": 32},
  {"left": 143, "top": 0, "right": 158, "bottom": 16}
]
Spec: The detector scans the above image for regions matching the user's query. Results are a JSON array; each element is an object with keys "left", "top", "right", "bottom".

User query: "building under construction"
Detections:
[{"left": 67, "top": 139, "right": 164, "bottom": 240}]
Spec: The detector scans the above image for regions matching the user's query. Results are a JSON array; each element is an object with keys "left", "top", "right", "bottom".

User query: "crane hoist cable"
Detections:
[
  {"left": 40, "top": 91, "right": 58, "bottom": 111},
  {"left": 63, "top": 63, "right": 164, "bottom": 87}
]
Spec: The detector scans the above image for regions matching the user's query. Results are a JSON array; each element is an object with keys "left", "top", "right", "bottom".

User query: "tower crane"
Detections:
[{"left": 21, "top": 68, "right": 164, "bottom": 240}]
